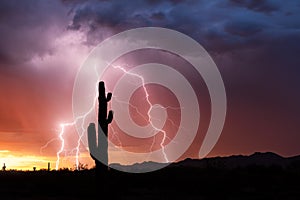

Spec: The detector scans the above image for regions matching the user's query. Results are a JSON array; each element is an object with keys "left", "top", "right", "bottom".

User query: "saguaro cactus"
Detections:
[
  {"left": 88, "top": 81, "right": 113, "bottom": 173},
  {"left": 98, "top": 81, "right": 113, "bottom": 138}
]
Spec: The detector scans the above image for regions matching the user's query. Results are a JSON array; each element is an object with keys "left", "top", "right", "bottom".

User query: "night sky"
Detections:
[{"left": 0, "top": 0, "right": 300, "bottom": 170}]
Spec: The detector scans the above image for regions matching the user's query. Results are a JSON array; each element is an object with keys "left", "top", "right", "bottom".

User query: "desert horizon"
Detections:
[{"left": 1, "top": 151, "right": 299, "bottom": 172}]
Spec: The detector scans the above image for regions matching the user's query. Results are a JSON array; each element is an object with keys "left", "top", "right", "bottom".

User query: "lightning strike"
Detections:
[
  {"left": 113, "top": 65, "right": 169, "bottom": 162},
  {"left": 53, "top": 83, "right": 99, "bottom": 170},
  {"left": 52, "top": 65, "right": 103, "bottom": 170},
  {"left": 109, "top": 125, "right": 123, "bottom": 147},
  {"left": 56, "top": 122, "right": 74, "bottom": 170},
  {"left": 40, "top": 137, "right": 59, "bottom": 154}
]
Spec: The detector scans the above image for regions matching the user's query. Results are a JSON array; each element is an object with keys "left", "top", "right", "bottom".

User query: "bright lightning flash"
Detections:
[
  {"left": 40, "top": 83, "right": 98, "bottom": 170},
  {"left": 55, "top": 89, "right": 99, "bottom": 170},
  {"left": 113, "top": 65, "right": 169, "bottom": 162}
]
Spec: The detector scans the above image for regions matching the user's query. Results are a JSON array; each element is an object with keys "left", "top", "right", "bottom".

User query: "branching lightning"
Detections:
[
  {"left": 113, "top": 65, "right": 169, "bottom": 162},
  {"left": 109, "top": 125, "right": 123, "bottom": 148},
  {"left": 56, "top": 122, "right": 74, "bottom": 170},
  {"left": 40, "top": 137, "right": 59, "bottom": 154},
  {"left": 56, "top": 86, "right": 99, "bottom": 170},
  {"left": 41, "top": 82, "right": 99, "bottom": 170}
]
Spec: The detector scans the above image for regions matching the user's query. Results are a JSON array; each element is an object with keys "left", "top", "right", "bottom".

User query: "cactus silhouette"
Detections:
[
  {"left": 88, "top": 81, "right": 113, "bottom": 174},
  {"left": 2, "top": 163, "right": 6, "bottom": 171}
]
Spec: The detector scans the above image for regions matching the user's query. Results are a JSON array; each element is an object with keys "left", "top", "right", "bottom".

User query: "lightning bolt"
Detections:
[
  {"left": 56, "top": 122, "right": 74, "bottom": 170},
  {"left": 40, "top": 64, "right": 103, "bottom": 171},
  {"left": 40, "top": 81, "right": 98, "bottom": 170},
  {"left": 40, "top": 137, "right": 59, "bottom": 155},
  {"left": 109, "top": 125, "right": 123, "bottom": 147},
  {"left": 56, "top": 86, "right": 99, "bottom": 170},
  {"left": 113, "top": 65, "right": 169, "bottom": 162}
]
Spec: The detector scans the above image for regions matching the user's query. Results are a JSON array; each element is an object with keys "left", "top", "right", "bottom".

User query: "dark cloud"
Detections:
[
  {"left": 66, "top": 0, "right": 300, "bottom": 53},
  {"left": 150, "top": 12, "right": 166, "bottom": 20},
  {"left": 146, "top": 0, "right": 188, "bottom": 5},
  {"left": 229, "top": 0, "right": 279, "bottom": 14},
  {"left": 224, "top": 20, "right": 263, "bottom": 37},
  {"left": 0, "top": 0, "right": 69, "bottom": 65},
  {"left": 67, "top": 0, "right": 207, "bottom": 44},
  {"left": 67, "top": 0, "right": 160, "bottom": 42}
]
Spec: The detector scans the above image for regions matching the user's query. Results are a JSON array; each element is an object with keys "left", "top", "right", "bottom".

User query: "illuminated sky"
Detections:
[{"left": 0, "top": 0, "right": 300, "bottom": 170}]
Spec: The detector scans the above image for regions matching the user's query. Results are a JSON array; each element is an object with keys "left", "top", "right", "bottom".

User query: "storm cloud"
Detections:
[
  {"left": 0, "top": 0, "right": 70, "bottom": 65},
  {"left": 66, "top": 0, "right": 300, "bottom": 52}
]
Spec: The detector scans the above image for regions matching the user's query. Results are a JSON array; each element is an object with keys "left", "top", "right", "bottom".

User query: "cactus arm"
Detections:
[
  {"left": 107, "top": 110, "right": 113, "bottom": 124},
  {"left": 87, "top": 123, "right": 97, "bottom": 160},
  {"left": 106, "top": 92, "right": 112, "bottom": 102}
]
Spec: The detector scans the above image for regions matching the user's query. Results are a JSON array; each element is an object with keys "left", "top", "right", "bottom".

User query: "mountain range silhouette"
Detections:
[{"left": 109, "top": 152, "right": 300, "bottom": 172}]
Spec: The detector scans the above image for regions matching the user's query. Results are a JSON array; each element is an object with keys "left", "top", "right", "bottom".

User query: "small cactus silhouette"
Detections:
[
  {"left": 2, "top": 163, "right": 6, "bottom": 171},
  {"left": 88, "top": 81, "right": 113, "bottom": 173}
]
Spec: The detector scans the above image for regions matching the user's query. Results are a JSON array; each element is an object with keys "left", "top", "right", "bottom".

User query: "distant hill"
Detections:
[{"left": 109, "top": 152, "right": 300, "bottom": 172}]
